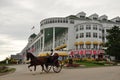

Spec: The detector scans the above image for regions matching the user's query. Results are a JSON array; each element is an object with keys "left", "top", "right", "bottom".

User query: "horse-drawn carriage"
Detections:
[
  {"left": 26, "top": 52, "right": 62, "bottom": 73},
  {"left": 43, "top": 56, "right": 62, "bottom": 73}
]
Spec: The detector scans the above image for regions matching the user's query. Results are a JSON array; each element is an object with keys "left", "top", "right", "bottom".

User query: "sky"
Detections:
[{"left": 0, "top": 0, "right": 120, "bottom": 61}]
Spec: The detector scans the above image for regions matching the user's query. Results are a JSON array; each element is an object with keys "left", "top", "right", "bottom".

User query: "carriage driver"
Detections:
[
  {"left": 46, "top": 49, "right": 54, "bottom": 64},
  {"left": 50, "top": 49, "right": 54, "bottom": 56}
]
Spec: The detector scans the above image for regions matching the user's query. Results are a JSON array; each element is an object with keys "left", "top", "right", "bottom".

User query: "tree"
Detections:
[{"left": 105, "top": 26, "right": 120, "bottom": 60}]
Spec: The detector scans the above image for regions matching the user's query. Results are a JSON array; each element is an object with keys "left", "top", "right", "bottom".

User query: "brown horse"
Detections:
[
  {"left": 26, "top": 52, "right": 47, "bottom": 73},
  {"left": 26, "top": 52, "right": 59, "bottom": 73}
]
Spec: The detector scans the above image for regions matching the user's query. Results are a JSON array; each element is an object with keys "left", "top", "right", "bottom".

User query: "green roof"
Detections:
[
  {"left": 29, "top": 33, "right": 37, "bottom": 38},
  {"left": 66, "top": 15, "right": 79, "bottom": 19}
]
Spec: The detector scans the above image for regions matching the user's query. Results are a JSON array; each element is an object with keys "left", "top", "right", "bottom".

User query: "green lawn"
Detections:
[
  {"left": 0, "top": 67, "right": 16, "bottom": 76},
  {"left": 0, "top": 64, "right": 16, "bottom": 76},
  {"left": 77, "top": 61, "right": 105, "bottom": 67}
]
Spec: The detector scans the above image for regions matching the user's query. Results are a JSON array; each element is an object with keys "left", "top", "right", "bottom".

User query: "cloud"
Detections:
[{"left": 0, "top": 34, "right": 27, "bottom": 56}]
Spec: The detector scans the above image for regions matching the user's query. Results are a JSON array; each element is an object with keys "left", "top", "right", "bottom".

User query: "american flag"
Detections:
[{"left": 31, "top": 26, "right": 35, "bottom": 30}]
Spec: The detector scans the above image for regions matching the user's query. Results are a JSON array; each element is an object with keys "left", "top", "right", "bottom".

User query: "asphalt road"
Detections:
[{"left": 0, "top": 64, "right": 120, "bottom": 80}]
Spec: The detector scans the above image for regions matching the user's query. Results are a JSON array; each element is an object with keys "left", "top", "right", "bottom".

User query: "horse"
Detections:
[
  {"left": 26, "top": 52, "right": 60, "bottom": 73},
  {"left": 26, "top": 52, "right": 47, "bottom": 73}
]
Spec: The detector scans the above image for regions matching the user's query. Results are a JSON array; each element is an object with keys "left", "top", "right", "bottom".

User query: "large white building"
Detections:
[{"left": 21, "top": 12, "right": 120, "bottom": 58}]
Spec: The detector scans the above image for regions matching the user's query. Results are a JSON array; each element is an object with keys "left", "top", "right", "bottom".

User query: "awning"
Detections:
[
  {"left": 38, "top": 52, "right": 68, "bottom": 57},
  {"left": 55, "top": 44, "right": 67, "bottom": 50},
  {"left": 57, "top": 52, "right": 68, "bottom": 56},
  {"left": 60, "top": 44, "right": 67, "bottom": 48},
  {"left": 93, "top": 50, "right": 97, "bottom": 54},
  {"left": 85, "top": 50, "right": 92, "bottom": 54},
  {"left": 70, "top": 51, "right": 74, "bottom": 56},
  {"left": 74, "top": 42, "right": 79, "bottom": 45},
  {"left": 55, "top": 46, "right": 61, "bottom": 50},
  {"left": 99, "top": 42, "right": 103, "bottom": 45},
  {"left": 38, "top": 53, "right": 49, "bottom": 56},
  {"left": 93, "top": 41, "right": 98, "bottom": 45},
  {"left": 79, "top": 41, "right": 84, "bottom": 45},
  {"left": 79, "top": 50, "right": 84, "bottom": 54},
  {"left": 85, "top": 41, "right": 91, "bottom": 44}
]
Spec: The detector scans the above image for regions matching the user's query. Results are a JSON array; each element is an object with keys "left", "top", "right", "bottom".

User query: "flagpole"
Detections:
[{"left": 31, "top": 26, "right": 35, "bottom": 33}]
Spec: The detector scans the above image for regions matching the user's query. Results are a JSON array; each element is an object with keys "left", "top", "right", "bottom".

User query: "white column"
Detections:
[
  {"left": 53, "top": 27, "right": 55, "bottom": 50},
  {"left": 42, "top": 29, "right": 45, "bottom": 51},
  {"left": 40, "top": 38, "right": 41, "bottom": 51},
  {"left": 104, "top": 28, "right": 107, "bottom": 43}
]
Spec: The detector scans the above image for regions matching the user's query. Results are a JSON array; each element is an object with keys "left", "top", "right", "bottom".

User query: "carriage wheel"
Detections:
[
  {"left": 44, "top": 65, "right": 52, "bottom": 73},
  {"left": 53, "top": 60, "right": 62, "bottom": 73}
]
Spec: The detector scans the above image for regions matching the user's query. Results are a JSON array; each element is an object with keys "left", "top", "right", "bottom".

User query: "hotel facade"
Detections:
[{"left": 21, "top": 12, "right": 120, "bottom": 59}]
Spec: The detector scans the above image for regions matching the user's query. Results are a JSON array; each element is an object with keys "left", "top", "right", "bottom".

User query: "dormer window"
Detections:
[
  {"left": 76, "top": 11, "right": 86, "bottom": 18},
  {"left": 80, "top": 16, "right": 85, "bottom": 18},
  {"left": 116, "top": 20, "right": 120, "bottom": 22},
  {"left": 70, "top": 20, "right": 74, "bottom": 24},
  {"left": 89, "top": 13, "right": 99, "bottom": 20},
  {"left": 93, "top": 17, "right": 97, "bottom": 20},
  {"left": 99, "top": 15, "right": 108, "bottom": 21},
  {"left": 111, "top": 16, "right": 120, "bottom": 22},
  {"left": 102, "top": 18, "right": 107, "bottom": 21}
]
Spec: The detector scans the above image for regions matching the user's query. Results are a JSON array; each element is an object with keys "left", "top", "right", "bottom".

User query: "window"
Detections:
[
  {"left": 93, "top": 33, "right": 97, "bottom": 38},
  {"left": 58, "top": 19, "right": 60, "bottom": 23},
  {"left": 65, "top": 20, "right": 68, "bottom": 23},
  {"left": 93, "top": 44, "right": 98, "bottom": 49},
  {"left": 79, "top": 44, "right": 84, "bottom": 49},
  {"left": 80, "top": 16, "right": 85, "bottom": 18},
  {"left": 41, "top": 23, "right": 43, "bottom": 26},
  {"left": 102, "top": 18, "right": 107, "bottom": 21},
  {"left": 76, "top": 45, "right": 78, "bottom": 50},
  {"left": 82, "top": 33, "right": 84, "bottom": 38},
  {"left": 99, "top": 35, "right": 102, "bottom": 38},
  {"left": 50, "top": 20, "right": 52, "bottom": 23},
  {"left": 99, "top": 28, "right": 102, "bottom": 31},
  {"left": 60, "top": 20, "right": 62, "bottom": 23},
  {"left": 55, "top": 20, "right": 57, "bottom": 23},
  {"left": 48, "top": 20, "right": 50, "bottom": 23},
  {"left": 52, "top": 20, "right": 54, "bottom": 23},
  {"left": 99, "top": 33, "right": 102, "bottom": 38},
  {"left": 76, "top": 27, "right": 78, "bottom": 31},
  {"left": 86, "top": 32, "right": 91, "bottom": 37},
  {"left": 86, "top": 44, "right": 91, "bottom": 49},
  {"left": 86, "top": 25, "right": 91, "bottom": 30},
  {"left": 63, "top": 20, "right": 65, "bottom": 23},
  {"left": 70, "top": 20, "right": 74, "bottom": 24},
  {"left": 93, "top": 17, "right": 97, "bottom": 20},
  {"left": 93, "top": 25, "right": 97, "bottom": 30},
  {"left": 80, "top": 25, "right": 84, "bottom": 30},
  {"left": 99, "top": 45, "right": 102, "bottom": 49},
  {"left": 76, "top": 34, "right": 78, "bottom": 39},
  {"left": 80, "top": 33, "right": 84, "bottom": 38}
]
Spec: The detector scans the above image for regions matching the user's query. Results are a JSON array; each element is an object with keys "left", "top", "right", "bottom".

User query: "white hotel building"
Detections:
[{"left": 21, "top": 12, "right": 120, "bottom": 58}]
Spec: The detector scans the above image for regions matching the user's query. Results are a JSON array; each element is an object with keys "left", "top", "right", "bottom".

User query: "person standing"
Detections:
[{"left": 50, "top": 49, "right": 54, "bottom": 56}]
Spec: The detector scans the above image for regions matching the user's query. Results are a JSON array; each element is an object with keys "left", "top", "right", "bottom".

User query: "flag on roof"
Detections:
[{"left": 31, "top": 26, "right": 35, "bottom": 30}]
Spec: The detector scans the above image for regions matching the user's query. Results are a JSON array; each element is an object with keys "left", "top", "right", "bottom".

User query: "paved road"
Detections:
[{"left": 0, "top": 64, "right": 120, "bottom": 80}]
